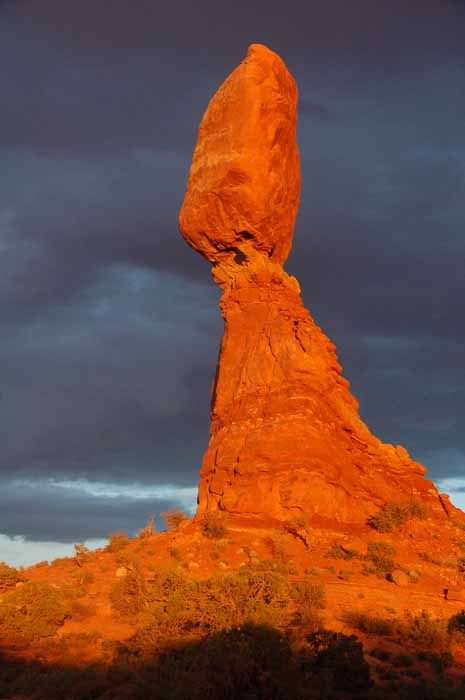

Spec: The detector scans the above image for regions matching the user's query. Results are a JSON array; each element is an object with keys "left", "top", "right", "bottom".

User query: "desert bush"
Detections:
[
  {"left": 325, "top": 543, "right": 358, "bottom": 560},
  {"left": 407, "top": 569, "right": 421, "bottom": 583},
  {"left": 448, "top": 609, "right": 465, "bottom": 635},
  {"left": 210, "top": 539, "right": 226, "bottom": 561},
  {"left": 161, "top": 509, "right": 188, "bottom": 530},
  {"left": 304, "top": 629, "right": 371, "bottom": 692},
  {"left": 0, "top": 561, "right": 24, "bottom": 589},
  {"left": 125, "top": 623, "right": 297, "bottom": 699},
  {"left": 0, "top": 582, "right": 72, "bottom": 640},
  {"left": 364, "top": 541, "right": 396, "bottom": 577},
  {"left": 69, "top": 600, "right": 97, "bottom": 621},
  {"left": 110, "top": 568, "right": 148, "bottom": 618},
  {"left": 419, "top": 551, "right": 441, "bottom": 565},
  {"left": 74, "top": 543, "right": 90, "bottom": 567},
  {"left": 291, "top": 580, "right": 326, "bottom": 622},
  {"left": 397, "top": 610, "right": 450, "bottom": 652},
  {"left": 369, "top": 499, "right": 427, "bottom": 533},
  {"left": 138, "top": 516, "right": 155, "bottom": 539},
  {"left": 392, "top": 652, "right": 413, "bottom": 667},
  {"left": 106, "top": 532, "right": 130, "bottom": 553},
  {"left": 370, "top": 646, "right": 391, "bottom": 661},
  {"left": 345, "top": 610, "right": 395, "bottom": 636},
  {"left": 169, "top": 545, "right": 183, "bottom": 561},
  {"left": 145, "top": 568, "right": 291, "bottom": 637},
  {"left": 147, "top": 569, "right": 189, "bottom": 602},
  {"left": 116, "top": 551, "right": 141, "bottom": 571},
  {"left": 202, "top": 511, "right": 226, "bottom": 539}
]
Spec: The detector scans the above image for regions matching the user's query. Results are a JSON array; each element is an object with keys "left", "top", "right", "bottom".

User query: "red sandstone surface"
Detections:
[{"left": 179, "top": 43, "right": 463, "bottom": 528}]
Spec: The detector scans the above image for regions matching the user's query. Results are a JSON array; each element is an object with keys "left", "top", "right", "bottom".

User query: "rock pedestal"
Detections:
[{"left": 179, "top": 44, "right": 456, "bottom": 526}]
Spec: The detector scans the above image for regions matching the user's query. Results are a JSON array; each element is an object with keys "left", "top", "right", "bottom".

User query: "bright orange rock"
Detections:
[
  {"left": 179, "top": 43, "right": 300, "bottom": 288},
  {"left": 179, "top": 44, "right": 454, "bottom": 526}
]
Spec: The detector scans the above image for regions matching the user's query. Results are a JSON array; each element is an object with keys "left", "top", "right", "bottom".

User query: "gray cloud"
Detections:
[{"left": 0, "top": 479, "right": 196, "bottom": 542}]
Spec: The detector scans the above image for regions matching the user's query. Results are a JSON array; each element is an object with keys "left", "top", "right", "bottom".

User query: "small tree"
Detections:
[
  {"left": 161, "top": 509, "right": 188, "bottom": 530},
  {"left": 138, "top": 516, "right": 156, "bottom": 539},
  {"left": 106, "top": 532, "right": 130, "bottom": 553},
  {"left": 74, "top": 543, "right": 90, "bottom": 567},
  {"left": 0, "top": 561, "right": 24, "bottom": 589}
]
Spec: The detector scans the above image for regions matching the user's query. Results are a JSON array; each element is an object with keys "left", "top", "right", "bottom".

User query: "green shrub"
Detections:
[
  {"left": 110, "top": 568, "right": 148, "bottom": 617},
  {"left": 124, "top": 623, "right": 296, "bottom": 698},
  {"left": 344, "top": 610, "right": 394, "bottom": 636},
  {"left": 146, "top": 568, "right": 290, "bottom": 637},
  {"left": 392, "top": 652, "right": 413, "bottom": 667},
  {"left": 448, "top": 609, "right": 465, "bottom": 634},
  {"left": 304, "top": 629, "right": 371, "bottom": 691},
  {"left": 161, "top": 509, "right": 188, "bottom": 530},
  {"left": 0, "top": 561, "right": 24, "bottom": 589},
  {"left": 291, "top": 580, "right": 326, "bottom": 620},
  {"left": 69, "top": 600, "right": 97, "bottom": 621},
  {"left": 364, "top": 541, "right": 396, "bottom": 577},
  {"left": 106, "top": 532, "right": 130, "bottom": 553},
  {"left": 202, "top": 511, "right": 226, "bottom": 539},
  {"left": 0, "top": 582, "right": 71, "bottom": 640},
  {"left": 169, "top": 546, "right": 183, "bottom": 561},
  {"left": 398, "top": 610, "right": 449, "bottom": 651},
  {"left": 325, "top": 543, "right": 358, "bottom": 560},
  {"left": 369, "top": 499, "right": 427, "bottom": 532}
]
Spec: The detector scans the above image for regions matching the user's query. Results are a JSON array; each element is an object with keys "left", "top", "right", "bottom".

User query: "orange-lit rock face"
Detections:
[
  {"left": 179, "top": 44, "right": 450, "bottom": 525},
  {"left": 179, "top": 43, "right": 300, "bottom": 286}
]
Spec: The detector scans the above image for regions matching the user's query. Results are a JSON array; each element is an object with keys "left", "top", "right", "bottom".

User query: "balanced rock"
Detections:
[
  {"left": 179, "top": 44, "right": 462, "bottom": 527},
  {"left": 179, "top": 43, "right": 300, "bottom": 288}
]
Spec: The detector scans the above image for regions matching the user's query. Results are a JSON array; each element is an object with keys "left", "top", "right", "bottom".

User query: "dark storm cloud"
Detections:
[
  {"left": 1, "top": 0, "right": 464, "bottom": 551},
  {"left": 0, "top": 479, "right": 194, "bottom": 542},
  {"left": 0, "top": 266, "right": 220, "bottom": 483}
]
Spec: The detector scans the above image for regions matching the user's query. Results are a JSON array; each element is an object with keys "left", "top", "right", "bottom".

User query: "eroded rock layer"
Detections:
[{"left": 179, "top": 44, "right": 456, "bottom": 525}]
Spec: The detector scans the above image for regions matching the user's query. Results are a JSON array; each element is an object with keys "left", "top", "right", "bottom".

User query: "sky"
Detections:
[{"left": 1, "top": 0, "right": 464, "bottom": 567}]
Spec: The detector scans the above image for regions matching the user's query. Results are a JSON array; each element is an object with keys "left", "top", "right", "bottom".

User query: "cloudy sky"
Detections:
[{"left": 1, "top": 0, "right": 464, "bottom": 566}]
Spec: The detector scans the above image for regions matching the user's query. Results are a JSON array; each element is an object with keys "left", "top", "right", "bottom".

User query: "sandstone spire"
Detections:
[{"left": 179, "top": 44, "right": 456, "bottom": 526}]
